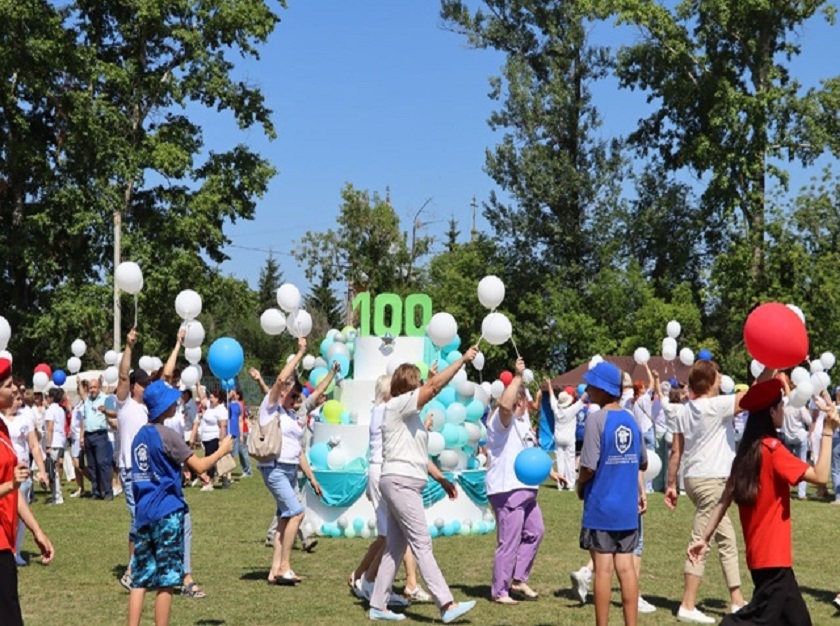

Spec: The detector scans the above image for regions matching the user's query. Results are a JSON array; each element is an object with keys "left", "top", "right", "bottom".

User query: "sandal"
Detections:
[
  {"left": 268, "top": 570, "right": 300, "bottom": 586},
  {"left": 181, "top": 582, "right": 206, "bottom": 598},
  {"left": 494, "top": 595, "right": 519, "bottom": 605}
]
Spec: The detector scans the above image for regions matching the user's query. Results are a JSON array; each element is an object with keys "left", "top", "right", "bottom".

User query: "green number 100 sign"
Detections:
[{"left": 351, "top": 292, "right": 433, "bottom": 337}]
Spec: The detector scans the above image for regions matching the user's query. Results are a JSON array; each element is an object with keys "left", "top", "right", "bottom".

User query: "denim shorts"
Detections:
[
  {"left": 119, "top": 468, "right": 137, "bottom": 541},
  {"left": 260, "top": 463, "right": 304, "bottom": 519},
  {"left": 131, "top": 509, "right": 185, "bottom": 589}
]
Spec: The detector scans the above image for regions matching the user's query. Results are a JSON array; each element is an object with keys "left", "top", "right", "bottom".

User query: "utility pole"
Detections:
[
  {"left": 113, "top": 209, "right": 121, "bottom": 352},
  {"left": 470, "top": 195, "right": 478, "bottom": 241}
]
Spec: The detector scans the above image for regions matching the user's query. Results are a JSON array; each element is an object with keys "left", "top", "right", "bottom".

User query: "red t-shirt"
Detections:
[
  {"left": 0, "top": 420, "right": 20, "bottom": 552},
  {"left": 737, "top": 437, "right": 809, "bottom": 569}
]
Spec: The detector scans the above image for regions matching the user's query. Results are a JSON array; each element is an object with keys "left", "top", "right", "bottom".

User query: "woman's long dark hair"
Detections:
[{"left": 730, "top": 399, "right": 783, "bottom": 506}]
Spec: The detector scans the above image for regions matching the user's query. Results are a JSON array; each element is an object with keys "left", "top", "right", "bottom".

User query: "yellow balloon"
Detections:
[{"left": 322, "top": 399, "right": 343, "bottom": 424}]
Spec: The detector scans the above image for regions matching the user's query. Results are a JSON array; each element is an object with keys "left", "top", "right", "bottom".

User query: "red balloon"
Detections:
[
  {"left": 744, "top": 303, "right": 808, "bottom": 369},
  {"left": 34, "top": 363, "right": 52, "bottom": 379},
  {"left": 499, "top": 370, "right": 514, "bottom": 387}
]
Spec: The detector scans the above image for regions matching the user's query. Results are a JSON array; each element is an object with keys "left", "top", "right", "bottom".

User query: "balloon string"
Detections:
[
  {"left": 134, "top": 293, "right": 138, "bottom": 328},
  {"left": 510, "top": 334, "right": 521, "bottom": 359}
]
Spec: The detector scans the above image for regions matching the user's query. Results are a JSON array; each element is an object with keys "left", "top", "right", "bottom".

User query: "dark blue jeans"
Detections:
[{"left": 85, "top": 430, "right": 113, "bottom": 499}]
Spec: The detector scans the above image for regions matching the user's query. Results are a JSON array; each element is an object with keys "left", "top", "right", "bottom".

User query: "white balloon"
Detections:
[
  {"left": 662, "top": 348, "right": 677, "bottom": 361},
  {"left": 475, "top": 453, "right": 487, "bottom": 468},
  {"left": 184, "top": 347, "right": 202, "bottom": 365},
  {"left": 750, "top": 359, "right": 765, "bottom": 379},
  {"left": 451, "top": 369, "right": 468, "bottom": 388},
  {"left": 103, "top": 366, "right": 119, "bottom": 385},
  {"left": 818, "top": 371, "right": 831, "bottom": 391},
  {"left": 71, "top": 339, "right": 87, "bottom": 358},
  {"left": 183, "top": 321, "right": 205, "bottom": 350},
  {"left": 788, "top": 389, "right": 809, "bottom": 408},
  {"left": 644, "top": 453, "right": 662, "bottom": 481},
  {"left": 115, "top": 261, "right": 144, "bottom": 295},
  {"left": 427, "top": 312, "right": 458, "bottom": 348},
  {"left": 326, "top": 342, "right": 351, "bottom": 360},
  {"left": 302, "top": 355, "right": 316, "bottom": 370},
  {"left": 104, "top": 350, "right": 118, "bottom": 366},
  {"left": 314, "top": 357, "right": 328, "bottom": 370},
  {"left": 791, "top": 367, "right": 810, "bottom": 385},
  {"left": 32, "top": 371, "right": 49, "bottom": 390},
  {"left": 481, "top": 381, "right": 492, "bottom": 397},
  {"left": 666, "top": 320, "right": 681, "bottom": 339},
  {"left": 67, "top": 357, "right": 81, "bottom": 374},
  {"left": 786, "top": 304, "right": 806, "bottom": 325},
  {"left": 334, "top": 332, "right": 346, "bottom": 344},
  {"left": 679, "top": 348, "right": 695, "bottom": 367},
  {"left": 360, "top": 527, "right": 371, "bottom": 539},
  {"left": 337, "top": 516, "right": 348, "bottom": 529},
  {"left": 434, "top": 517, "right": 445, "bottom": 530},
  {"left": 151, "top": 357, "right": 162, "bottom": 372},
  {"left": 327, "top": 448, "right": 347, "bottom": 470},
  {"left": 473, "top": 384, "right": 490, "bottom": 407},
  {"left": 0, "top": 316, "right": 11, "bottom": 352},
  {"left": 472, "top": 351, "right": 485, "bottom": 371},
  {"left": 588, "top": 354, "right": 604, "bottom": 370},
  {"left": 821, "top": 352, "right": 836, "bottom": 371},
  {"left": 810, "top": 372, "right": 827, "bottom": 393},
  {"left": 490, "top": 380, "right": 505, "bottom": 399},
  {"left": 427, "top": 431, "right": 445, "bottom": 456},
  {"left": 174, "top": 289, "right": 203, "bottom": 321},
  {"left": 662, "top": 337, "right": 677, "bottom": 352},
  {"left": 438, "top": 450, "right": 459, "bottom": 470},
  {"left": 0, "top": 350, "right": 12, "bottom": 365},
  {"left": 457, "top": 380, "right": 475, "bottom": 398},
  {"left": 720, "top": 375, "right": 735, "bottom": 394},
  {"left": 464, "top": 422, "right": 481, "bottom": 444},
  {"left": 481, "top": 312, "right": 512, "bottom": 346},
  {"left": 194, "top": 364, "right": 203, "bottom": 381},
  {"left": 633, "top": 347, "right": 650, "bottom": 365},
  {"left": 522, "top": 369, "right": 534, "bottom": 384},
  {"left": 276, "top": 283, "right": 302, "bottom": 312},
  {"left": 477, "top": 275, "right": 506, "bottom": 310},
  {"left": 260, "top": 308, "right": 287, "bottom": 336},
  {"left": 795, "top": 380, "right": 814, "bottom": 399},
  {"left": 139, "top": 355, "right": 154, "bottom": 373},
  {"left": 180, "top": 365, "right": 200, "bottom": 388},
  {"left": 811, "top": 359, "right": 825, "bottom": 374},
  {"left": 287, "top": 309, "right": 313, "bottom": 338}
]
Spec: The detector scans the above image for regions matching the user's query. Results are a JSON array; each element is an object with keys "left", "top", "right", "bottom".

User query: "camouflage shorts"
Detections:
[{"left": 131, "top": 509, "right": 185, "bottom": 589}]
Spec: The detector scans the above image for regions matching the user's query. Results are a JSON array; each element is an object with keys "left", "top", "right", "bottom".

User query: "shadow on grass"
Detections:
[
  {"left": 449, "top": 583, "right": 491, "bottom": 600},
  {"left": 642, "top": 594, "right": 681, "bottom": 615},
  {"left": 110, "top": 563, "right": 128, "bottom": 581},
  {"left": 240, "top": 569, "right": 272, "bottom": 582},
  {"left": 800, "top": 585, "right": 838, "bottom": 606},
  {"left": 195, "top": 620, "right": 226, "bottom": 625}
]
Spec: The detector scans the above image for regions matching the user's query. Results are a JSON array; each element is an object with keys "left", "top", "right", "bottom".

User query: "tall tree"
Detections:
[
  {"left": 257, "top": 252, "right": 284, "bottom": 312},
  {"left": 307, "top": 271, "right": 344, "bottom": 331},
  {"left": 445, "top": 216, "right": 461, "bottom": 252}
]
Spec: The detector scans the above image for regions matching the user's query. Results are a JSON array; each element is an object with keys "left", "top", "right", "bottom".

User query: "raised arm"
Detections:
[
  {"left": 162, "top": 328, "right": 185, "bottom": 384},
  {"left": 249, "top": 367, "right": 270, "bottom": 396},
  {"left": 309, "top": 361, "right": 340, "bottom": 405},
  {"left": 417, "top": 346, "right": 478, "bottom": 410},
  {"left": 269, "top": 337, "right": 306, "bottom": 406},
  {"left": 116, "top": 328, "right": 137, "bottom": 403},
  {"left": 644, "top": 363, "right": 655, "bottom": 392},
  {"left": 497, "top": 358, "right": 525, "bottom": 427}
]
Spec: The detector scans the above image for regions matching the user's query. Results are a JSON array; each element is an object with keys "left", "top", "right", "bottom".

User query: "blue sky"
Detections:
[{"left": 200, "top": 1, "right": 840, "bottom": 294}]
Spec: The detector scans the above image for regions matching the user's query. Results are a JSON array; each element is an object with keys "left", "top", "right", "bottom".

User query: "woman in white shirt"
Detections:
[
  {"left": 547, "top": 381, "right": 582, "bottom": 491},
  {"left": 191, "top": 387, "right": 228, "bottom": 490},
  {"left": 367, "top": 346, "right": 478, "bottom": 624},
  {"left": 44, "top": 388, "right": 67, "bottom": 505},
  {"left": 486, "top": 358, "right": 544, "bottom": 605}
]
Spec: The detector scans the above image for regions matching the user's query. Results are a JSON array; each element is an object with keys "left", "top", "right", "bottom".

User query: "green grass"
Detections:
[{"left": 16, "top": 475, "right": 840, "bottom": 625}]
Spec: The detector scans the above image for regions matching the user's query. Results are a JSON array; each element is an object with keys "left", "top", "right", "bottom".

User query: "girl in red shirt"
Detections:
[{"left": 688, "top": 378, "right": 838, "bottom": 626}]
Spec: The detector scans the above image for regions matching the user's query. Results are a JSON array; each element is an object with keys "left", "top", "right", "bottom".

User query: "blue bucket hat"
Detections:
[
  {"left": 583, "top": 362, "right": 622, "bottom": 397},
  {"left": 143, "top": 380, "right": 182, "bottom": 422}
]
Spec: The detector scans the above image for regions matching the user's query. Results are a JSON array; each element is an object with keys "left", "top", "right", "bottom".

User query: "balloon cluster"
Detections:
[
  {"left": 260, "top": 283, "right": 313, "bottom": 339},
  {"left": 175, "top": 289, "right": 205, "bottom": 389}
]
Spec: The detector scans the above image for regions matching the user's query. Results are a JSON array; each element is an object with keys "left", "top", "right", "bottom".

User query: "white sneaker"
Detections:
[
  {"left": 200, "top": 484, "right": 214, "bottom": 492},
  {"left": 404, "top": 585, "right": 431, "bottom": 602},
  {"left": 677, "top": 606, "right": 716, "bottom": 623},
  {"left": 570, "top": 568, "right": 589, "bottom": 604},
  {"left": 731, "top": 603, "right": 747, "bottom": 613},
  {"left": 638, "top": 596, "right": 657, "bottom": 613}
]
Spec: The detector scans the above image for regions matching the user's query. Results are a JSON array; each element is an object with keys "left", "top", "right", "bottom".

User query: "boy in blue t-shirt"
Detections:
[
  {"left": 129, "top": 381, "right": 233, "bottom": 626},
  {"left": 577, "top": 362, "right": 648, "bottom": 626}
]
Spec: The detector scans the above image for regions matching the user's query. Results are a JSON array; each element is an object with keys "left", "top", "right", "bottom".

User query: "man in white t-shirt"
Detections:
[
  {"left": 115, "top": 328, "right": 151, "bottom": 590},
  {"left": 44, "top": 387, "right": 68, "bottom": 505}
]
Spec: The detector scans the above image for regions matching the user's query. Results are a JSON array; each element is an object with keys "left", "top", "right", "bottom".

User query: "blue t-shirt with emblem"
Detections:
[
  {"left": 580, "top": 408, "right": 647, "bottom": 531},
  {"left": 575, "top": 404, "right": 589, "bottom": 443},
  {"left": 131, "top": 424, "right": 193, "bottom": 528}
]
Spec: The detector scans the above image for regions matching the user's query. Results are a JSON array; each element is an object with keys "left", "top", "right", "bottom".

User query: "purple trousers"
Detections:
[{"left": 488, "top": 488, "right": 544, "bottom": 599}]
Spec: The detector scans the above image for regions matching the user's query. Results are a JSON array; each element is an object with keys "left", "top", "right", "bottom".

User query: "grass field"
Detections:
[{"left": 15, "top": 471, "right": 840, "bottom": 626}]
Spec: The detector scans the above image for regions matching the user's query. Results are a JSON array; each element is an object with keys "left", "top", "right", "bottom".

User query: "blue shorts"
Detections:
[
  {"left": 131, "top": 510, "right": 185, "bottom": 589},
  {"left": 260, "top": 463, "right": 304, "bottom": 519}
]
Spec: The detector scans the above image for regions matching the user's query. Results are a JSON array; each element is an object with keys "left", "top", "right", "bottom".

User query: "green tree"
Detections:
[
  {"left": 257, "top": 252, "right": 284, "bottom": 312},
  {"left": 307, "top": 271, "right": 344, "bottom": 332},
  {"left": 445, "top": 216, "right": 461, "bottom": 252}
]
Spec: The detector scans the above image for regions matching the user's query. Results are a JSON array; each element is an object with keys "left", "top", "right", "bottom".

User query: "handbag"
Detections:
[{"left": 215, "top": 453, "right": 237, "bottom": 476}]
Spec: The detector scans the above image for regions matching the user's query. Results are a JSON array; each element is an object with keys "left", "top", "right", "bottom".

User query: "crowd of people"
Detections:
[{"left": 2, "top": 329, "right": 840, "bottom": 625}]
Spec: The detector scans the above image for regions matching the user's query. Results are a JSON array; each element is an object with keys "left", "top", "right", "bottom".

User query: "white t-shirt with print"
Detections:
[
  {"left": 485, "top": 408, "right": 533, "bottom": 495},
  {"left": 381, "top": 390, "right": 429, "bottom": 482},
  {"left": 44, "top": 403, "right": 67, "bottom": 449},
  {"left": 117, "top": 396, "right": 148, "bottom": 469},
  {"left": 675, "top": 395, "right": 737, "bottom": 479},
  {"left": 4, "top": 411, "right": 36, "bottom": 464}
]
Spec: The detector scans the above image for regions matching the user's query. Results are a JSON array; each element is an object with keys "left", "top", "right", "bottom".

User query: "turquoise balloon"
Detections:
[
  {"left": 456, "top": 426, "right": 468, "bottom": 447},
  {"left": 309, "top": 442, "right": 330, "bottom": 470},
  {"left": 436, "top": 387, "right": 457, "bottom": 407},
  {"left": 425, "top": 400, "right": 446, "bottom": 418},
  {"left": 310, "top": 367, "right": 329, "bottom": 385},
  {"left": 320, "top": 337, "right": 334, "bottom": 359},
  {"left": 429, "top": 525, "right": 439, "bottom": 539},
  {"left": 207, "top": 337, "right": 244, "bottom": 380},
  {"left": 441, "top": 334, "right": 461, "bottom": 355},
  {"left": 435, "top": 358, "right": 448, "bottom": 372},
  {"left": 452, "top": 520, "right": 461, "bottom": 533},
  {"left": 446, "top": 350, "right": 462, "bottom": 365},
  {"left": 441, "top": 423, "right": 459, "bottom": 448},
  {"left": 353, "top": 517, "right": 364, "bottom": 533},
  {"left": 467, "top": 456, "right": 480, "bottom": 470},
  {"left": 462, "top": 444, "right": 476, "bottom": 455},
  {"left": 339, "top": 410, "right": 351, "bottom": 424},
  {"left": 514, "top": 448, "right": 553, "bottom": 486},
  {"left": 465, "top": 400, "right": 485, "bottom": 422},
  {"left": 443, "top": 523, "right": 455, "bottom": 537},
  {"left": 445, "top": 403, "right": 466, "bottom": 425},
  {"left": 329, "top": 353, "right": 350, "bottom": 377},
  {"left": 478, "top": 522, "right": 488, "bottom": 534}
]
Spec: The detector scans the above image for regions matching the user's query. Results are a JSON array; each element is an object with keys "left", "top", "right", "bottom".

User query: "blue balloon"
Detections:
[
  {"left": 577, "top": 383, "right": 586, "bottom": 396},
  {"left": 52, "top": 370, "right": 67, "bottom": 386},
  {"left": 514, "top": 448, "right": 553, "bottom": 486},
  {"left": 353, "top": 517, "right": 364, "bottom": 533},
  {"left": 451, "top": 520, "right": 461, "bottom": 533},
  {"left": 309, "top": 442, "right": 330, "bottom": 470},
  {"left": 478, "top": 521, "right": 488, "bottom": 534},
  {"left": 445, "top": 350, "right": 462, "bottom": 365},
  {"left": 436, "top": 387, "right": 457, "bottom": 407},
  {"left": 224, "top": 378, "right": 235, "bottom": 390},
  {"left": 697, "top": 349, "right": 713, "bottom": 361},
  {"left": 309, "top": 367, "right": 329, "bottom": 386},
  {"left": 442, "top": 523, "right": 455, "bottom": 537},
  {"left": 207, "top": 337, "right": 244, "bottom": 381},
  {"left": 339, "top": 410, "right": 351, "bottom": 424},
  {"left": 329, "top": 353, "right": 350, "bottom": 377},
  {"left": 441, "top": 334, "right": 461, "bottom": 356},
  {"left": 441, "top": 423, "right": 459, "bottom": 448},
  {"left": 302, "top": 388, "right": 311, "bottom": 398},
  {"left": 429, "top": 525, "right": 439, "bottom": 539},
  {"left": 467, "top": 456, "right": 480, "bottom": 470},
  {"left": 465, "top": 400, "right": 484, "bottom": 422}
]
